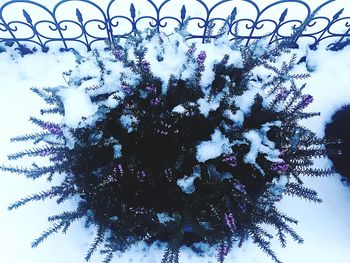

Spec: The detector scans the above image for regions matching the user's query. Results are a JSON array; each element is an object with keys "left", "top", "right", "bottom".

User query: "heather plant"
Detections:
[{"left": 1, "top": 30, "right": 334, "bottom": 263}]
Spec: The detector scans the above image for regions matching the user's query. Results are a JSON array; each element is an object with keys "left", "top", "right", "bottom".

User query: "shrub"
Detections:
[{"left": 1, "top": 30, "right": 334, "bottom": 263}]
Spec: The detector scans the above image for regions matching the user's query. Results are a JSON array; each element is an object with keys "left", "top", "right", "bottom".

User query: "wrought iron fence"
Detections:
[{"left": 0, "top": 0, "right": 349, "bottom": 53}]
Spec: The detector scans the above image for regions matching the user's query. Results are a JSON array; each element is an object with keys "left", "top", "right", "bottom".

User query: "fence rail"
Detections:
[{"left": 0, "top": 0, "right": 349, "bottom": 52}]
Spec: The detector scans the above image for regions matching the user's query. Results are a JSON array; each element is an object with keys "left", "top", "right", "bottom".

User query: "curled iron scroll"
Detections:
[{"left": 0, "top": 0, "right": 349, "bottom": 52}]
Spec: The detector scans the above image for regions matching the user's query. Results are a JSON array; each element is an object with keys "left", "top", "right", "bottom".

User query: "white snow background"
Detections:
[{"left": 1, "top": 0, "right": 350, "bottom": 262}]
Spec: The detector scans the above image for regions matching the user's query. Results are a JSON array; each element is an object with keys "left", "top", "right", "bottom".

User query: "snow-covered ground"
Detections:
[{"left": 1, "top": 1, "right": 350, "bottom": 263}]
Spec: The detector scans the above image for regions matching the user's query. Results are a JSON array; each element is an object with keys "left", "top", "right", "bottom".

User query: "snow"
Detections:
[
  {"left": 109, "top": 216, "right": 119, "bottom": 222},
  {"left": 145, "top": 33, "right": 188, "bottom": 94},
  {"left": 176, "top": 167, "right": 201, "bottom": 194},
  {"left": 261, "top": 121, "right": 282, "bottom": 149},
  {"left": 196, "top": 37, "right": 244, "bottom": 88},
  {"left": 271, "top": 175, "right": 289, "bottom": 197},
  {"left": 224, "top": 109, "right": 245, "bottom": 127},
  {"left": 119, "top": 114, "right": 138, "bottom": 133},
  {"left": 242, "top": 121, "right": 282, "bottom": 175},
  {"left": 67, "top": 58, "right": 101, "bottom": 87},
  {"left": 0, "top": 49, "right": 94, "bottom": 263},
  {"left": 197, "top": 96, "right": 220, "bottom": 117},
  {"left": 113, "top": 144, "right": 122, "bottom": 159},
  {"left": 302, "top": 45, "right": 350, "bottom": 137},
  {"left": 1, "top": 1, "right": 350, "bottom": 263},
  {"left": 243, "top": 130, "right": 263, "bottom": 164},
  {"left": 172, "top": 104, "right": 186, "bottom": 113},
  {"left": 196, "top": 129, "right": 231, "bottom": 163},
  {"left": 58, "top": 87, "right": 98, "bottom": 128},
  {"left": 243, "top": 130, "right": 269, "bottom": 176},
  {"left": 142, "top": 33, "right": 243, "bottom": 94},
  {"left": 235, "top": 87, "right": 262, "bottom": 114},
  {"left": 157, "top": 213, "right": 175, "bottom": 224}
]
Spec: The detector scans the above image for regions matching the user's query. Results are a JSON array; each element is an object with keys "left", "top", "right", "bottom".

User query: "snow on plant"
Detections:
[{"left": 1, "top": 30, "right": 334, "bottom": 263}]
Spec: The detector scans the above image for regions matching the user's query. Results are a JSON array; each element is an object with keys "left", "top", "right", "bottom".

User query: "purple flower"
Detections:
[
  {"left": 187, "top": 44, "right": 197, "bottom": 54},
  {"left": 44, "top": 123, "right": 63, "bottom": 136},
  {"left": 196, "top": 51, "right": 207, "bottom": 72},
  {"left": 150, "top": 97, "right": 161, "bottom": 106},
  {"left": 113, "top": 49, "right": 123, "bottom": 60},
  {"left": 271, "top": 161, "right": 289, "bottom": 172},
  {"left": 224, "top": 212, "right": 236, "bottom": 232},
  {"left": 276, "top": 89, "right": 289, "bottom": 101},
  {"left": 217, "top": 244, "right": 229, "bottom": 261},
  {"left": 233, "top": 180, "right": 247, "bottom": 194},
  {"left": 113, "top": 164, "right": 124, "bottom": 177},
  {"left": 223, "top": 154, "right": 237, "bottom": 167},
  {"left": 302, "top": 94, "right": 313, "bottom": 106},
  {"left": 124, "top": 103, "right": 133, "bottom": 110},
  {"left": 218, "top": 245, "right": 229, "bottom": 255},
  {"left": 197, "top": 51, "right": 207, "bottom": 61},
  {"left": 118, "top": 164, "right": 124, "bottom": 176},
  {"left": 141, "top": 60, "right": 151, "bottom": 71},
  {"left": 121, "top": 84, "right": 131, "bottom": 95},
  {"left": 293, "top": 94, "right": 314, "bottom": 112},
  {"left": 278, "top": 149, "right": 287, "bottom": 158},
  {"left": 145, "top": 85, "right": 157, "bottom": 94}
]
